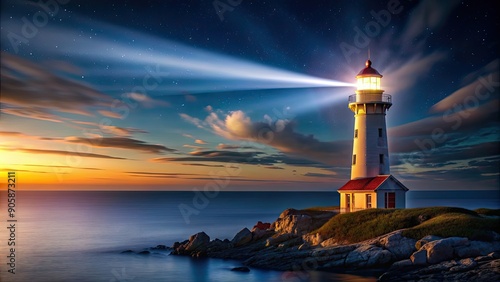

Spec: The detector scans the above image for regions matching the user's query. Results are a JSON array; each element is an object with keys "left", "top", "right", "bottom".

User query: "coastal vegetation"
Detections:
[{"left": 313, "top": 207, "right": 500, "bottom": 243}]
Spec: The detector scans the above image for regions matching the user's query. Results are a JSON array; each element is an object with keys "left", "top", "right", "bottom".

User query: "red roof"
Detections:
[{"left": 337, "top": 176, "right": 389, "bottom": 191}]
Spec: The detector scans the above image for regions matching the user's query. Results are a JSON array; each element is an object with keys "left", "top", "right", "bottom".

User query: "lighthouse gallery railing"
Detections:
[{"left": 348, "top": 94, "right": 392, "bottom": 103}]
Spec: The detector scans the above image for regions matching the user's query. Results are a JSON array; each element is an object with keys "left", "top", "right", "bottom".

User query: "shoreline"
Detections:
[{"left": 167, "top": 207, "right": 500, "bottom": 281}]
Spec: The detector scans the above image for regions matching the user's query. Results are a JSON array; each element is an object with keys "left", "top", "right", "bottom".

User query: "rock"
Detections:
[
  {"left": 298, "top": 242, "right": 311, "bottom": 251},
  {"left": 274, "top": 213, "right": 313, "bottom": 235},
  {"left": 450, "top": 258, "right": 477, "bottom": 272},
  {"left": 207, "top": 238, "right": 231, "bottom": 252},
  {"left": 266, "top": 233, "right": 295, "bottom": 247},
  {"left": 422, "top": 237, "right": 469, "bottom": 264},
  {"left": 380, "top": 258, "right": 500, "bottom": 282},
  {"left": 390, "top": 259, "right": 413, "bottom": 269},
  {"left": 152, "top": 244, "right": 168, "bottom": 250},
  {"left": 344, "top": 244, "right": 393, "bottom": 268},
  {"left": 320, "top": 238, "right": 337, "bottom": 247},
  {"left": 379, "top": 231, "right": 417, "bottom": 260},
  {"left": 121, "top": 250, "right": 134, "bottom": 253},
  {"left": 138, "top": 250, "right": 150, "bottom": 255},
  {"left": 232, "top": 228, "right": 253, "bottom": 246},
  {"left": 303, "top": 233, "right": 322, "bottom": 246},
  {"left": 192, "top": 251, "right": 206, "bottom": 258},
  {"left": 455, "top": 240, "right": 500, "bottom": 258},
  {"left": 252, "top": 228, "right": 274, "bottom": 241},
  {"left": 185, "top": 232, "right": 210, "bottom": 252},
  {"left": 231, "top": 266, "right": 250, "bottom": 272},
  {"left": 489, "top": 251, "right": 500, "bottom": 259},
  {"left": 252, "top": 221, "right": 271, "bottom": 231},
  {"left": 410, "top": 249, "right": 427, "bottom": 265},
  {"left": 415, "top": 235, "right": 442, "bottom": 250},
  {"left": 172, "top": 240, "right": 186, "bottom": 250},
  {"left": 272, "top": 208, "right": 335, "bottom": 236}
]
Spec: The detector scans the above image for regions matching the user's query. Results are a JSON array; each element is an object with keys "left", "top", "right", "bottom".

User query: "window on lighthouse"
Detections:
[
  {"left": 354, "top": 129, "right": 358, "bottom": 138},
  {"left": 352, "top": 154, "right": 357, "bottom": 165},
  {"left": 379, "top": 154, "right": 384, "bottom": 164},
  {"left": 357, "top": 77, "right": 381, "bottom": 90}
]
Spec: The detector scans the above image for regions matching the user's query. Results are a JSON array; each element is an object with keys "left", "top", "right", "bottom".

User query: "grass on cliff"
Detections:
[{"left": 313, "top": 207, "right": 500, "bottom": 244}]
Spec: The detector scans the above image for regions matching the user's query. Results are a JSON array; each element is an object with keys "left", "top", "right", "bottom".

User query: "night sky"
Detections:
[{"left": 1, "top": 0, "right": 498, "bottom": 191}]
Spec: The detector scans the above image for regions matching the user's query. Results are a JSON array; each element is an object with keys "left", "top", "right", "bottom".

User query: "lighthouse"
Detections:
[{"left": 337, "top": 60, "right": 408, "bottom": 213}]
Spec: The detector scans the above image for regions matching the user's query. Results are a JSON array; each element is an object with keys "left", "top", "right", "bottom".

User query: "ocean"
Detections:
[{"left": 1, "top": 190, "right": 499, "bottom": 282}]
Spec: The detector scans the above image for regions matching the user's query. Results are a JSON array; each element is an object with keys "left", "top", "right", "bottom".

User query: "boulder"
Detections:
[
  {"left": 415, "top": 235, "right": 442, "bottom": 250},
  {"left": 232, "top": 228, "right": 253, "bottom": 247},
  {"left": 422, "top": 237, "right": 469, "bottom": 264},
  {"left": 344, "top": 244, "right": 393, "bottom": 268},
  {"left": 184, "top": 232, "right": 210, "bottom": 252},
  {"left": 379, "top": 231, "right": 417, "bottom": 260},
  {"left": 455, "top": 240, "right": 500, "bottom": 258},
  {"left": 272, "top": 208, "right": 335, "bottom": 236},
  {"left": 410, "top": 249, "right": 427, "bottom": 265},
  {"left": 274, "top": 214, "right": 313, "bottom": 235}
]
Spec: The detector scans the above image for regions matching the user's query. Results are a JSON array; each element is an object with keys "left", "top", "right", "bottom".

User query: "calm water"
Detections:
[{"left": 0, "top": 190, "right": 498, "bottom": 282}]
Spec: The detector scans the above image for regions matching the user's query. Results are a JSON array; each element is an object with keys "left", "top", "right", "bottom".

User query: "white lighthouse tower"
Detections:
[{"left": 338, "top": 60, "right": 408, "bottom": 213}]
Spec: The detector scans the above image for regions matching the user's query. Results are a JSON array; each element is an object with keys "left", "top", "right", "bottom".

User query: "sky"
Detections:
[{"left": 0, "top": 0, "right": 498, "bottom": 191}]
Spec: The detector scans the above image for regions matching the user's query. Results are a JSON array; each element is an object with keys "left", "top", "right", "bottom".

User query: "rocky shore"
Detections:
[{"left": 170, "top": 208, "right": 500, "bottom": 281}]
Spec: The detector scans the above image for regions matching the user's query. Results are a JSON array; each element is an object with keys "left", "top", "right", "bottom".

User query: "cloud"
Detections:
[
  {"left": 303, "top": 172, "right": 337, "bottom": 178},
  {"left": 383, "top": 51, "right": 447, "bottom": 94},
  {"left": 1, "top": 107, "right": 63, "bottom": 123},
  {"left": 179, "top": 113, "right": 204, "bottom": 128},
  {"left": 14, "top": 148, "right": 126, "bottom": 159},
  {"left": 0, "top": 168, "right": 49, "bottom": 174},
  {"left": 21, "top": 164, "right": 103, "bottom": 171},
  {"left": 217, "top": 143, "right": 256, "bottom": 150},
  {"left": 181, "top": 163, "right": 226, "bottom": 168},
  {"left": 64, "top": 137, "right": 176, "bottom": 154},
  {"left": 389, "top": 100, "right": 498, "bottom": 153},
  {"left": 181, "top": 110, "right": 351, "bottom": 166},
  {"left": 152, "top": 150, "right": 274, "bottom": 166},
  {"left": 264, "top": 166, "right": 284, "bottom": 170},
  {"left": 152, "top": 149, "right": 338, "bottom": 174},
  {"left": 0, "top": 131, "right": 28, "bottom": 137},
  {"left": 401, "top": 0, "right": 461, "bottom": 47},
  {"left": 100, "top": 125, "right": 148, "bottom": 137},
  {"left": 123, "top": 92, "right": 170, "bottom": 108},
  {"left": 98, "top": 110, "right": 123, "bottom": 119},
  {"left": 204, "top": 105, "right": 213, "bottom": 112},
  {"left": 182, "top": 144, "right": 204, "bottom": 150},
  {"left": 126, "top": 171, "right": 199, "bottom": 178},
  {"left": 1, "top": 53, "right": 113, "bottom": 116},
  {"left": 431, "top": 59, "right": 499, "bottom": 113},
  {"left": 194, "top": 139, "right": 207, "bottom": 144}
]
